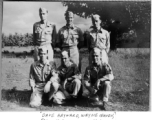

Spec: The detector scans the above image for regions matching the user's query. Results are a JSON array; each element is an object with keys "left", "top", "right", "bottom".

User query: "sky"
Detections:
[{"left": 2, "top": 2, "right": 92, "bottom": 35}]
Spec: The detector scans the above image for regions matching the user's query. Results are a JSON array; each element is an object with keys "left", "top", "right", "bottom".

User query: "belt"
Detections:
[
  {"left": 90, "top": 47, "right": 106, "bottom": 53},
  {"left": 36, "top": 81, "right": 46, "bottom": 83},
  {"left": 35, "top": 41, "right": 51, "bottom": 46},
  {"left": 62, "top": 45, "right": 77, "bottom": 49}
]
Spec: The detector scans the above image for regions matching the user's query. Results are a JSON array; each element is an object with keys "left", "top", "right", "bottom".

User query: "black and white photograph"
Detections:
[{"left": 0, "top": 0, "right": 150, "bottom": 112}]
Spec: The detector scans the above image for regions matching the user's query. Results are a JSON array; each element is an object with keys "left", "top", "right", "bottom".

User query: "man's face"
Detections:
[
  {"left": 92, "top": 52, "right": 101, "bottom": 65},
  {"left": 61, "top": 53, "right": 70, "bottom": 66},
  {"left": 92, "top": 17, "right": 101, "bottom": 28},
  {"left": 66, "top": 15, "right": 74, "bottom": 26},
  {"left": 39, "top": 53, "right": 47, "bottom": 63},
  {"left": 39, "top": 11, "right": 48, "bottom": 21}
]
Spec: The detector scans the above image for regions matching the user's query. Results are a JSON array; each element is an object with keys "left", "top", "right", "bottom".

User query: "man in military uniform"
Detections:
[
  {"left": 29, "top": 47, "right": 58, "bottom": 107},
  {"left": 83, "top": 47, "right": 114, "bottom": 110},
  {"left": 86, "top": 14, "right": 110, "bottom": 65},
  {"left": 58, "top": 50, "right": 82, "bottom": 98},
  {"left": 52, "top": 50, "right": 82, "bottom": 104},
  {"left": 56, "top": 11, "right": 84, "bottom": 71},
  {"left": 33, "top": 7, "right": 57, "bottom": 62}
]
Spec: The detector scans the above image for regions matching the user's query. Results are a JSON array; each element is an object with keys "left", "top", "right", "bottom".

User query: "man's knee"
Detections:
[
  {"left": 51, "top": 82, "right": 60, "bottom": 91},
  {"left": 29, "top": 93, "right": 42, "bottom": 108},
  {"left": 29, "top": 101, "right": 41, "bottom": 108},
  {"left": 83, "top": 81, "right": 91, "bottom": 88},
  {"left": 104, "top": 81, "right": 111, "bottom": 87},
  {"left": 73, "top": 79, "right": 81, "bottom": 86}
]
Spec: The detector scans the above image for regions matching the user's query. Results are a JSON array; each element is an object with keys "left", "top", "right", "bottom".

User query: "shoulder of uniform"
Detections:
[
  {"left": 33, "top": 21, "right": 40, "bottom": 26},
  {"left": 74, "top": 26, "right": 83, "bottom": 33},
  {"left": 31, "top": 61, "right": 38, "bottom": 68},
  {"left": 103, "top": 63, "right": 111, "bottom": 69},
  {"left": 86, "top": 64, "right": 93, "bottom": 70},
  {"left": 47, "top": 21, "right": 56, "bottom": 26},
  {"left": 59, "top": 26, "right": 66, "bottom": 31},
  {"left": 101, "top": 28, "right": 109, "bottom": 34},
  {"left": 74, "top": 25, "right": 80, "bottom": 30},
  {"left": 88, "top": 26, "right": 94, "bottom": 32}
]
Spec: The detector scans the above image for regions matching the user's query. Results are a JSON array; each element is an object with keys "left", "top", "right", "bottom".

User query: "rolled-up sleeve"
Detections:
[{"left": 103, "top": 63, "right": 114, "bottom": 81}]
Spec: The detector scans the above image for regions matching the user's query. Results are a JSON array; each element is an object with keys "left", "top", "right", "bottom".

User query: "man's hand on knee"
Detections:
[
  {"left": 44, "top": 81, "right": 51, "bottom": 93},
  {"left": 84, "top": 81, "right": 91, "bottom": 87}
]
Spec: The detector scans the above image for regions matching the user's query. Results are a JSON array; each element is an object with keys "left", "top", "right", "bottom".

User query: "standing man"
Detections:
[
  {"left": 57, "top": 11, "right": 84, "bottom": 71},
  {"left": 33, "top": 7, "right": 57, "bottom": 62},
  {"left": 29, "top": 47, "right": 58, "bottom": 107},
  {"left": 83, "top": 48, "right": 114, "bottom": 110},
  {"left": 86, "top": 14, "right": 110, "bottom": 65}
]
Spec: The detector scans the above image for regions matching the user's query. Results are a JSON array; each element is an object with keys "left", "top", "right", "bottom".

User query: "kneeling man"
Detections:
[
  {"left": 29, "top": 47, "right": 57, "bottom": 107},
  {"left": 57, "top": 50, "right": 82, "bottom": 100},
  {"left": 84, "top": 47, "right": 114, "bottom": 109}
]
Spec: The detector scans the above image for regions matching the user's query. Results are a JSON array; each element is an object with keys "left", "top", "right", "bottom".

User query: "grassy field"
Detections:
[{"left": 1, "top": 47, "right": 150, "bottom": 111}]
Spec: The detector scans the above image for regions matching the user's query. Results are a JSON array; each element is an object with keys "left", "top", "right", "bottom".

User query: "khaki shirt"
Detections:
[
  {"left": 87, "top": 26, "right": 110, "bottom": 53},
  {"left": 57, "top": 25, "right": 84, "bottom": 49},
  {"left": 33, "top": 21, "right": 57, "bottom": 46},
  {"left": 84, "top": 63, "right": 114, "bottom": 85},
  {"left": 29, "top": 61, "right": 56, "bottom": 84}
]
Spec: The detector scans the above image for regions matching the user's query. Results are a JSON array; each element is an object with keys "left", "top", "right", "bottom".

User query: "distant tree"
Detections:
[
  {"left": 63, "top": 1, "right": 150, "bottom": 49},
  {"left": 2, "top": 33, "right": 33, "bottom": 47}
]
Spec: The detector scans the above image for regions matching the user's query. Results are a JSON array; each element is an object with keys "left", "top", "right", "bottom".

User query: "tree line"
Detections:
[
  {"left": 2, "top": 33, "right": 33, "bottom": 47},
  {"left": 2, "top": 31, "right": 138, "bottom": 49}
]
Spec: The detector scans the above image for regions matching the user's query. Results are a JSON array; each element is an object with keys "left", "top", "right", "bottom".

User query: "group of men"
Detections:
[{"left": 29, "top": 7, "right": 114, "bottom": 110}]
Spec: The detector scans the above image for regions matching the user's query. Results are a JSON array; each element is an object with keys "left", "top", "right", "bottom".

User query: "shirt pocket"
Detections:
[
  {"left": 98, "top": 33, "right": 106, "bottom": 42},
  {"left": 62, "top": 31, "right": 68, "bottom": 39},
  {"left": 45, "top": 27, "right": 53, "bottom": 35},
  {"left": 35, "top": 26, "right": 42, "bottom": 34},
  {"left": 72, "top": 33, "right": 79, "bottom": 39}
]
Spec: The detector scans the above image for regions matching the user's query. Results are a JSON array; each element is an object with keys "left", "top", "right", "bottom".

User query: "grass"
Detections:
[{"left": 1, "top": 47, "right": 150, "bottom": 111}]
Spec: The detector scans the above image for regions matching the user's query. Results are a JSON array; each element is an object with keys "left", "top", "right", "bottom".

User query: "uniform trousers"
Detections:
[{"left": 84, "top": 80, "right": 111, "bottom": 102}]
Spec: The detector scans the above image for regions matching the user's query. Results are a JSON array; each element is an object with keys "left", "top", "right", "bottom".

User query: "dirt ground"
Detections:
[{"left": 1, "top": 48, "right": 150, "bottom": 111}]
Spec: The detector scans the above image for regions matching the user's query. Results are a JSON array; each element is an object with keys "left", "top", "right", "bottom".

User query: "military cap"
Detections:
[
  {"left": 39, "top": 7, "right": 48, "bottom": 13},
  {"left": 61, "top": 50, "right": 70, "bottom": 57},
  {"left": 65, "top": 11, "right": 74, "bottom": 17},
  {"left": 91, "top": 14, "right": 101, "bottom": 21},
  {"left": 92, "top": 47, "right": 101, "bottom": 54}
]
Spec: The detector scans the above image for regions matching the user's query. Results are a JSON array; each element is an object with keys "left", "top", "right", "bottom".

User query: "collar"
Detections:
[
  {"left": 66, "top": 24, "right": 75, "bottom": 29},
  {"left": 46, "top": 21, "right": 52, "bottom": 27},
  {"left": 90, "top": 26, "right": 103, "bottom": 33},
  {"left": 39, "top": 21, "right": 51, "bottom": 27},
  {"left": 90, "top": 63, "right": 103, "bottom": 70},
  {"left": 36, "top": 60, "right": 49, "bottom": 67},
  {"left": 62, "top": 60, "right": 72, "bottom": 68}
]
